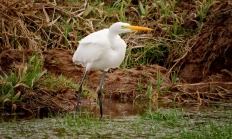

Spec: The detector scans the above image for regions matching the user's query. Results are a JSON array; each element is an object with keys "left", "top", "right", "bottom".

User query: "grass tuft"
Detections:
[{"left": 0, "top": 55, "right": 46, "bottom": 106}]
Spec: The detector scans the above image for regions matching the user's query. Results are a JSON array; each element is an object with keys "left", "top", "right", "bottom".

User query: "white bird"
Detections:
[{"left": 73, "top": 22, "right": 152, "bottom": 118}]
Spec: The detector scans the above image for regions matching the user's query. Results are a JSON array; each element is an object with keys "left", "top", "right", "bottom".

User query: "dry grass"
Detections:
[
  {"left": 0, "top": 0, "right": 189, "bottom": 54},
  {"left": 0, "top": 0, "right": 207, "bottom": 68},
  {"left": 1, "top": 0, "right": 82, "bottom": 51}
]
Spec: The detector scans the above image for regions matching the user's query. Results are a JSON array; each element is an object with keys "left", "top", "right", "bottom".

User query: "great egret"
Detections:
[{"left": 73, "top": 22, "right": 152, "bottom": 118}]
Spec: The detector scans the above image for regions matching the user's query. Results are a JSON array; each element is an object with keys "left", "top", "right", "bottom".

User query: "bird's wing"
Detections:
[
  {"left": 73, "top": 29, "right": 112, "bottom": 66},
  {"left": 79, "top": 29, "right": 109, "bottom": 44}
]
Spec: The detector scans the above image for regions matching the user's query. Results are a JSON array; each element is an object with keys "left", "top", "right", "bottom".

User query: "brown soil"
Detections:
[
  {"left": 178, "top": 1, "right": 232, "bottom": 83},
  {"left": 0, "top": 49, "right": 170, "bottom": 116},
  {"left": 1, "top": 0, "right": 232, "bottom": 116},
  {"left": 171, "top": 1, "right": 232, "bottom": 103}
]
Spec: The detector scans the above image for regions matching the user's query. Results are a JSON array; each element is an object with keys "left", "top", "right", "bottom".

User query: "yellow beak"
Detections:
[{"left": 124, "top": 25, "right": 153, "bottom": 31}]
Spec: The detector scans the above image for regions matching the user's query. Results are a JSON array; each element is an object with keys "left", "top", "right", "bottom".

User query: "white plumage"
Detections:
[
  {"left": 73, "top": 22, "right": 131, "bottom": 71},
  {"left": 73, "top": 22, "right": 152, "bottom": 118}
]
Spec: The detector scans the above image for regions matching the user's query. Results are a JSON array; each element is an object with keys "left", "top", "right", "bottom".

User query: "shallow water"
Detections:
[
  {"left": 1, "top": 99, "right": 232, "bottom": 121},
  {"left": 78, "top": 99, "right": 232, "bottom": 118}
]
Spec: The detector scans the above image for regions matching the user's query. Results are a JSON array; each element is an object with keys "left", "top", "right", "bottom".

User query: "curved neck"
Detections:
[
  {"left": 107, "top": 31, "right": 119, "bottom": 50},
  {"left": 107, "top": 30, "right": 118, "bottom": 40}
]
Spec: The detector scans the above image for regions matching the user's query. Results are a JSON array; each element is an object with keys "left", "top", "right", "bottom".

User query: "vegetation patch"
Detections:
[
  {"left": 1, "top": 108, "right": 231, "bottom": 138},
  {"left": 0, "top": 0, "right": 232, "bottom": 116}
]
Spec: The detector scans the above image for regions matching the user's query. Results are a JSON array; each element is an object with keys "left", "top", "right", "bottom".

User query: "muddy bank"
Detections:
[
  {"left": 177, "top": 1, "right": 232, "bottom": 83},
  {"left": 1, "top": 0, "right": 232, "bottom": 116},
  {"left": 167, "top": 1, "right": 232, "bottom": 103},
  {"left": 0, "top": 49, "right": 171, "bottom": 116},
  {"left": 0, "top": 49, "right": 171, "bottom": 101}
]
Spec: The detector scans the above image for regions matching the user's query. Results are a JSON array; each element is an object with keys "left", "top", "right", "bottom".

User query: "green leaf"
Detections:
[
  {"left": 138, "top": 0, "right": 145, "bottom": 16},
  {"left": 12, "top": 91, "right": 21, "bottom": 103}
]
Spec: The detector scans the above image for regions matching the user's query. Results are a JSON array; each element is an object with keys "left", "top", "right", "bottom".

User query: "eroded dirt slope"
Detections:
[
  {"left": 0, "top": 49, "right": 171, "bottom": 114},
  {"left": 0, "top": 49, "right": 170, "bottom": 99},
  {"left": 178, "top": 1, "right": 232, "bottom": 83}
]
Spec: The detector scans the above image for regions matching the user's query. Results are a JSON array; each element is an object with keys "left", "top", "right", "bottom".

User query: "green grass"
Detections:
[
  {"left": 154, "top": 0, "right": 177, "bottom": 19},
  {"left": 196, "top": 0, "right": 215, "bottom": 28},
  {"left": 39, "top": 74, "right": 96, "bottom": 99},
  {"left": 179, "top": 110, "right": 232, "bottom": 139},
  {"left": 39, "top": 74, "right": 78, "bottom": 91},
  {"left": 0, "top": 55, "right": 46, "bottom": 106},
  {"left": 1, "top": 107, "right": 231, "bottom": 138},
  {"left": 121, "top": 42, "right": 169, "bottom": 68},
  {"left": 180, "top": 120, "right": 232, "bottom": 138}
]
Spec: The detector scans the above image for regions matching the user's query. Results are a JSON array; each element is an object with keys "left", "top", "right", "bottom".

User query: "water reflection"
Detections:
[
  {"left": 79, "top": 99, "right": 232, "bottom": 118},
  {"left": 1, "top": 99, "right": 232, "bottom": 121}
]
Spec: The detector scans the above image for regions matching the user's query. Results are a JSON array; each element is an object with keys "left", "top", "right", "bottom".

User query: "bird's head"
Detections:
[{"left": 109, "top": 22, "right": 152, "bottom": 34}]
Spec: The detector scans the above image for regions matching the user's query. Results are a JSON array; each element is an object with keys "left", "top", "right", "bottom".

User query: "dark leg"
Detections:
[
  {"left": 77, "top": 70, "right": 88, "bottom": 110},
  {"left": 97, "top": 70, "right": 106, "bottom": 118}
]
